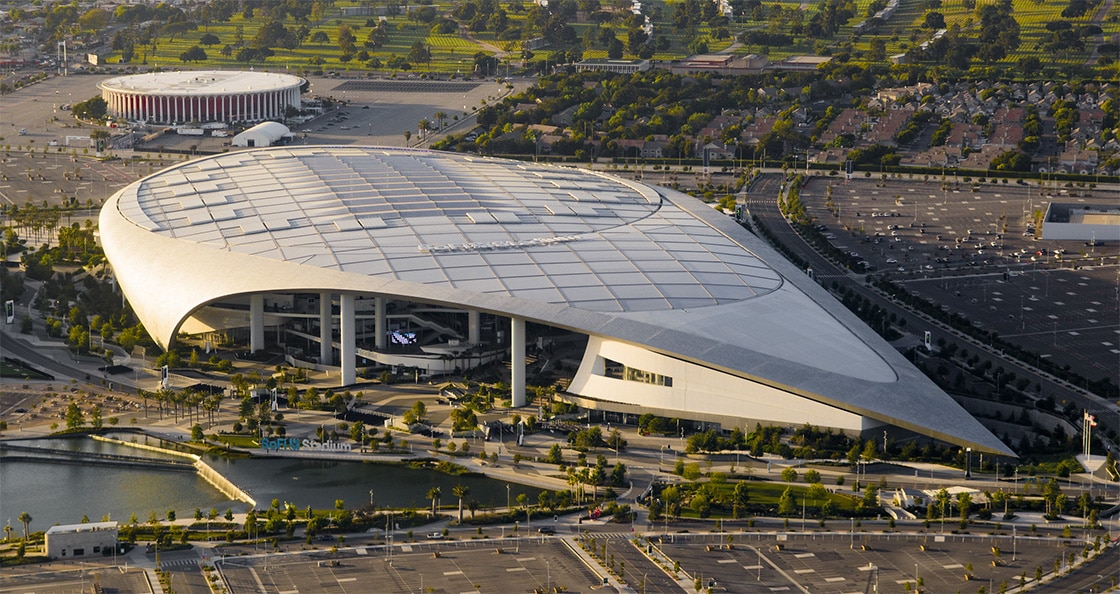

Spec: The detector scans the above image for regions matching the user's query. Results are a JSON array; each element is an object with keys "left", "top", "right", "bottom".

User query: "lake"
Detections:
[{"left": 0, "top": 436, "right": 542, "bottom": 529}]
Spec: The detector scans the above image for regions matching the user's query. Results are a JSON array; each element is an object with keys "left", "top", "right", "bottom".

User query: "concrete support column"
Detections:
[
  {"left": 468, "top": 310, "right": 481, "bottom": 345},
  {"left": 511, "top": 317, "right": 526, "bottom": 407},
  {"left": 319, "top": 292, "right": 333, "bottom": 366},
  {"left": 374, "top": 297, "right": 386, "bottom": 351},
  {"left": 249, "top": 294, "right": 264, "bottom": 353},
  {"left": 340, "top": 294, "right": 356, "bottom": 386}
]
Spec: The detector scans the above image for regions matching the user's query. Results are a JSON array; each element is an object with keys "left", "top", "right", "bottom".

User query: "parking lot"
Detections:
[
  {"left": 217, "top": 538, "right": 602, "bottom": 594},
  {"left": 799, "top": 175, "right": 1119, "bottom": 383},
  {"left": 905, "top": 266, "right": 1120, "bottom": 382},
  {"left": 656, "top": 530, "right": 1097, "bottom": 594}
]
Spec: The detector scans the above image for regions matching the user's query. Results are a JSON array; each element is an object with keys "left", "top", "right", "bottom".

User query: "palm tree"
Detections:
[
  {"left": 17, "top": 512, "right": 31, "bottom": 542},
  {"left": 434, "top": 111, "right": 447, "bottom": 132},
  {"left": 427, "top": 486, "right": 441, "bottom": 516},
  {"left": 418, "top": 118, "right": 430, "bottom": 140},
  {"left": 403, "top": 130, "right": 411, "bottom": 146},
  {"left": 452, "top": 484, "right": 469, "bottom": 524}
]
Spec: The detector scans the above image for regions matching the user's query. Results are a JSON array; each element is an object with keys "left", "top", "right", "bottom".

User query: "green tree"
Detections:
[
  {"left": 18, "top": 512, "right": 32, "bottom": 541},
  {"left": 191, "top": 423, "right": 204, "bottom": 441},
  {"left": 546, "top": 443, "right": 564, "bottom": 464},
  {"left": 427, "top": 486, "right": 441, "bottom": 515},
  {"left": 403, "top": 401, "right": 427, "bottom": 425},
  {"left": 349, "top": 421, "right": 365, "bottom": 443},
  {"left": 607, "top": 37, "right": 624, "bottom": 59},
  {"left": 179, "top": 45, "right": 208, "bottom": 62},
  {"left": 861, "top": 439, "right": 878, "bottom": 461},
  {"left": 778, "top": 487, "right": 795, "bottom": 516},
  {"left": 781, "top": 467, "right": 798, "bottom": 483},
  {"left": 690, "top": 492, "right": 712, "bottom": 517},
  {"left": 71, "top": 96, "right": 108, "bottom": 120},
  {"left": 732, "top": 481, "right": 750, "bottom": 518},
  {"left": 65, "top": 402, "right": 84, "bottom": 430},
  {"left": 453, "top": 484, "right": 470, "bottom": 524},
  {"left": 337, "top": 25, "right": 357, "bottom": 54}
]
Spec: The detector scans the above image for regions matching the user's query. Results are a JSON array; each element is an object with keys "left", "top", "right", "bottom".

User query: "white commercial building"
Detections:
[
  {"left": 98, "top": 71, "right": 303, "bottom": 125},
  {"left": 99, "top": 147, "right": 1012, "bottom": 455},
  {"left": 232, "top": 121, "right": 291, "bottom": 148},
  {"left": 45, "top": 522, "right": 118, "bottom": 559},
  {"left": 1041, "top": 203, "right": 1120, "bottom": 242}
]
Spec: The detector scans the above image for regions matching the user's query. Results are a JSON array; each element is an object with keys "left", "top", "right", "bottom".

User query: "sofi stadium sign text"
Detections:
[{"left": 260, "top": 437, "right": 352, "bottom": 452}]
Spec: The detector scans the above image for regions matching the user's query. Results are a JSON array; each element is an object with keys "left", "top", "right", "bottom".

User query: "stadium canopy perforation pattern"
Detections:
[{"left": 117, "top": 146, "right": 780, "bottom": 313}]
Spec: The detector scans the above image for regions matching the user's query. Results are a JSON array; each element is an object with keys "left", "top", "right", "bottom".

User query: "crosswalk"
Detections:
[
  {"left": 581, "top": 532, "right": 638, "bottom": 540},
  {"left": 159, "top": 558, "right": 200, "bottom": 568}
]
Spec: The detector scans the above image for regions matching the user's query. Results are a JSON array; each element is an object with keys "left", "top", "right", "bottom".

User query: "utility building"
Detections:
[{"left": 45, "top": 522, "right": 118, "bottom": 559}]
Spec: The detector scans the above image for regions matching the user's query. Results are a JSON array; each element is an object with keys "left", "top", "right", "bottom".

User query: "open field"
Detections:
[{"left": 77, "top": 0, "right": 1119, "bottom": 78}]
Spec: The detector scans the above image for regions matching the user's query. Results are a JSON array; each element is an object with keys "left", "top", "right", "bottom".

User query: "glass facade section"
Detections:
[{"left": 603, "top": 358, "right": 672, "bottom": 387}]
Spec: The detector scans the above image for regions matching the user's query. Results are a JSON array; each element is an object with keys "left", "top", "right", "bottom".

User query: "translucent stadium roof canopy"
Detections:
[{"left": 119, "top": 146, "right": 781, "bottom": 313}]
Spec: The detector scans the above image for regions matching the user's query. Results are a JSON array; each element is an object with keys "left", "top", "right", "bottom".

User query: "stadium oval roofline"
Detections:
[{"left": 100, "top": 146, "right": 1013, "bottom": 456}]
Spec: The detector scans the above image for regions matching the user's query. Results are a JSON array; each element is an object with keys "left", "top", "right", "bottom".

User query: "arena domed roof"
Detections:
[{"left": 98, "top": 70, "right": 302, "bottom": 96}]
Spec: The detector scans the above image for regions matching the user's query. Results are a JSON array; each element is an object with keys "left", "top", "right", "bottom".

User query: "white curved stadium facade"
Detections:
[
  {"left": 99, "top": 146, "right": 1012, "bottom": 455},
  {"left": 98, "top": 71, "right": 302, "bottom": 125}
]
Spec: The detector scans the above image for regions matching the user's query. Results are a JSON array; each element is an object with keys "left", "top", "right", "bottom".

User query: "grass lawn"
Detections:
[
  {"left": 213, "top": 433, "right": 259, "bottom": 448},
  {"left": 671, "top": 479, "right": 866, "bottom": 520},
  {"left": 0, "top": 359, "right": 52, "bottom": 380}
]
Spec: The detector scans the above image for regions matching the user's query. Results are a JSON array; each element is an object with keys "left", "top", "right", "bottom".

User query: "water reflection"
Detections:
[
  {"left": 208, "top": 456, "right": 542, "bottom": 511},
  {"left": 1, "top": 437, "right": 541, "bottom": 528}
]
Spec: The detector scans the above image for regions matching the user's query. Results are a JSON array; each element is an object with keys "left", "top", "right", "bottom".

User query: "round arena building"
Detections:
[{"left": 98, "top": 70, "right": 303, "bottom": 125}]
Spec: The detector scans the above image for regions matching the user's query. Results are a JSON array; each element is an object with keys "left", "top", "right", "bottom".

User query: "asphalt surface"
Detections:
[{"left": 743, "top": 172, "right": 1119, "bottom": 456}]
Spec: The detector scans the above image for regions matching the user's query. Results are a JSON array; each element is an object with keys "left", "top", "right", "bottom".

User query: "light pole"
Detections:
[{"left": 506, "top": 484, "right": 511, "bottom": 512}]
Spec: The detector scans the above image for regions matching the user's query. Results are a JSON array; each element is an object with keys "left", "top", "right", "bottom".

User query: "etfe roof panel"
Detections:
[{"left": 109, "top": 147, "right": 780, "bottom": 313}]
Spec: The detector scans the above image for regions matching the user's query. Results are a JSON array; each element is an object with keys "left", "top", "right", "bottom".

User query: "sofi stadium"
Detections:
[{"left": 99, "top": 146, "right": 1012, "bottom": 455}]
